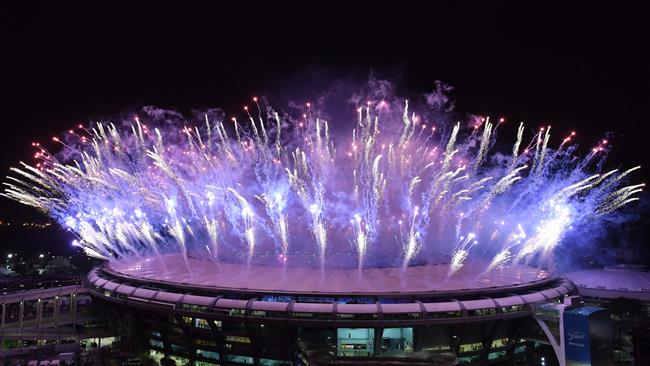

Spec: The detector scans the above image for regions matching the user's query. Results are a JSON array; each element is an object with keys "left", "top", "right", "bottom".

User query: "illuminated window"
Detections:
[
  {"left": 422, "top": 345, "right": 451, "bottom": 351},
  {"left": 148, "top": 349, "right": 165, "bottom": 364},
  {"left": 170, "top": 344, "right": 187, "bottom": 353},
  {"left": 196, "top": 349, "right": 219, "bottom": 360},
  {"left": 381, "top": 328, "right": 414, "bottom": 354},
  {"left": 337, "top": 328, "right": 374, "bottom": 356},
  {"left": 194, "top": 318, "right": 211, "bottom": 329},
  {"left": 224, "top": 354, "right": 254, "bottom": 364},
  {"left": 225, "top": 335, "right": 251, "bottom": 343},
  {"left": 229, "top": 309, "right": 246, "bottom": 316},
  {"left": 292, "top": 312, "right": 314, "bottom": 317},
  {"left": 459, "top": 342, "right": 483, "bottom": 353},
  {"left": 149, "top": 339, "right": 164, "bottom": 349},
  {"left": 488, "top": 350, "right": 507, "bottom": 360},
  {"left": 196, "top": 362, "right": 218, "bottom": 366},
  {"left": 170, "top": 355, "right": 190, "bottom": 365},
  {"left": 490, "top": 338, "right": 509, "bottom": 349},
  {"left": 195, "top": 339, "right": 217, "bottom": 347},
  {"left": 259, "top": 358, "right": 291, "bottom": 365}
]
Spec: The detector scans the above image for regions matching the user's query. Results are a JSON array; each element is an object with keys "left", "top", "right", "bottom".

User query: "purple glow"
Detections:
[{"left": 2, "top": 82, "right": 643, "bottom": 275}]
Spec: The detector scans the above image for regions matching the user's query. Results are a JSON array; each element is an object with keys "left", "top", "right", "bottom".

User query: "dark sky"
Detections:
[{"left": 1, "top": 2, "right": 649, "bottom": 257}]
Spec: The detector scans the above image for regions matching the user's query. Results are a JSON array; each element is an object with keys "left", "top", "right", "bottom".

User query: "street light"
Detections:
[
  {"left": 6, "top": 254, "right": 13, "bottom": 259},
  {"left": 38, "top": 254, "right": 45, "bottom": 259}
]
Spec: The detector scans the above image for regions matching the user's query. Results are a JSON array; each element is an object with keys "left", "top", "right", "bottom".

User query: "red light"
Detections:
[
  {"left": 499, "top": 118, "right": 505, "bottom": 123},
  {"left": 571, "top": 131, "right": 576, "bottom": 136},
  {"left": 78, "top": 124, "right": 83, "bottom": 129},
  {"left": 306, "top": 102, "right": 311, "bottom": 108},
  {"left": 252, "top": 97, "right": 258, "bottom": 102}
]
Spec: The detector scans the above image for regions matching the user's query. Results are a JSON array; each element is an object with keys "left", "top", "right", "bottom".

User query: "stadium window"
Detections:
[
  {"left": 195, "top": 339, "right": 217, "bottom": 347},
  {"left": 149, "top": 339, "right": 164, "bottom": 349},
  {"left": 151, "top": 331, "right": 161, "bottom": 337},
  {"left": 225, "top": 335, "right": 251, "bottom": 344},
  {"left": 337, "top": 328, "right": 375, "bottom": 357},
  {"left": 491, "top": 338, "right": 509, "bottom": 349},
  {"left": 194, "top": 318, "right": 211, "bottom": 329},
  {"left": 196, "top": 349, "right": 220, "bottom": 360},
  {"left": 459, "top": 342, "right": 483, "bottom": 353},
  {"left": 224, "top": 354, "right": 254, "bottom": 364},
  {"left": 381, "top": 328, "right": 414, "bottom": 354},
  {"left": 170, "top": 344, "right": 187, "bottom": 353},
  {"left": 259, "top": 358, "right": 291, "bottom": 365}
]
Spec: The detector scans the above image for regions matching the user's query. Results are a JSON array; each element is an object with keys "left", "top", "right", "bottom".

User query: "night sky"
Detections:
[{"left": 1, "top": 2, "right": 648, "bottom": 261}]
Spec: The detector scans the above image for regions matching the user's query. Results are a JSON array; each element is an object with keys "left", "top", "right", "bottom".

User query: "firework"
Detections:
[{"left": 2, "top": 93, "right": 643, "bottom": 274}]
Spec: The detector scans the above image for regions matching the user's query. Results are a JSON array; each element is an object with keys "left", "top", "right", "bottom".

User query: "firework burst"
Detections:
[{"left": 2, "top": 92, "right": 643, "bottom": 274}]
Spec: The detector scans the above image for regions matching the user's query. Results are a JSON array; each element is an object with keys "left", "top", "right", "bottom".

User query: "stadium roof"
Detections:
[{"left": 565, "top": 265, "right": 650, "bottom": 302}]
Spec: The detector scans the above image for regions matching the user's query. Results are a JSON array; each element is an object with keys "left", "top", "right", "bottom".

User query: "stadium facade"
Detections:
[{"left": 81, "top": 254, "right": 578, "bottom": 365}]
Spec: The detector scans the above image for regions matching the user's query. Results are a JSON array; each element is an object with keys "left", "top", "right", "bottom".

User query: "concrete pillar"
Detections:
[
  {"left": 207, "top": 318, "right": 226, "bottom": 360},
  {"left": 533, "top": 304, "right": 566, "bottom": 366},
  {"left": 373, "top": 327, "right": 383, "bottom": 356},
  {"left": 18, "top": 301, "right": 24, "bottom": 329},
  {"left": 53, "top": 296, "right": 60, "bottom": 327},
  {"left": 0, "top": 303, "right": 4, "bottom": 345},
  {"left": 449, "top": 325, "right": 462, "bottom": 356},
  {"left": 71, "top": 293, "right": 78, "bottom": 331},
  {"left": 36, "top": 298, "right": 43, "bottom": 328}
]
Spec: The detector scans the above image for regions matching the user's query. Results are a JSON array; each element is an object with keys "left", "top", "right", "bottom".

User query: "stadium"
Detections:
[
  {"left": 81, "top": 253, "right": 576, "bottom": 365},
  {"left": 1, "top": 83, "right": 643, "bottom": 366}
]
